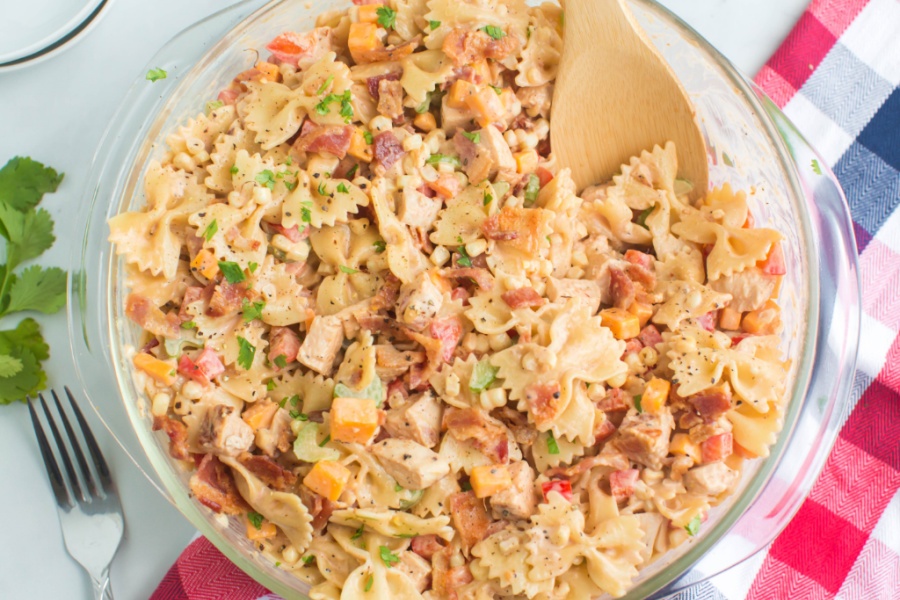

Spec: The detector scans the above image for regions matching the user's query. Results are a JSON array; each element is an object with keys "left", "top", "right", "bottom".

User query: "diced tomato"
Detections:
[
  {"left": 696, "top": 310, "right": 717, "bottom": 332},
  {"left": 217, "top": 88, "right": 240, "bottom": 106},
  {"left": 758, "top": 242, "right": 786, "bottom": 276},
  {"left": 541, "top": 479, "right": 573, "bottom": 502},
  {"left": 178, "top": 349, "right": 224, "bottom": 385},
  {"left": 536, "top": 166, "right": 554, "bottom": 188},
  {"left": 610, "top": 469, "right": 640, "bottom": 501},
  {"left": 701, "top": 432, "right": 733, "bottom": 463},
  {"left": 430, "top": 315, "right": 463, "bottom": 363}
]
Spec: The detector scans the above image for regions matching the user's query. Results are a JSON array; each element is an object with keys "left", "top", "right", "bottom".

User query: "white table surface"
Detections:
[{"left": 0, "top": 0, "right": 810, "bottom": 598}]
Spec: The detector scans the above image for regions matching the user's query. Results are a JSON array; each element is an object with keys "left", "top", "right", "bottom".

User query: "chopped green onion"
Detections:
[
  {"left": 316, "top": 75, "right": 334, "bottom": 95},
  {"left": 634, "top": 394, "right": 643, "bottom": 413},
  {"left": 255, "top": 169, "right": 276, "bottom": 190},
  {"left": 293, "top": 422, "right": 340, "bottom": 462},
  {"left": 339, "top": 265, "right": 359, "bottom": 274},
  {"left": 365, "top": 574, "right": 374, "bottom": 592},
  {"left": 352, "top": 523, "right": 365, "bottom": 539},
  {"left": 636, "top": 206, "right": 655, "bottom": 229},
  {"left": 336, "top": 182, "right": 349, "bottom": 193},
  {"left": 274, "top": 354, "right": 287, "bottom": 368},
  {"left": 248, "top": 261, "right": 259, "bottom": 273},
  {"left": 489, "top": 84, "right": 503, "bottom": 95},
  {"left": 461, "top": 131, "right": 481, "bottom": 144},
  {"left": 425, "top": 154, "right": 461, "bottom": 168},
  {"left": 181, "top": 321, "right": 196, "bottom": 330},
  {"left": 241, "top": 298, "right": 265, "bottom": 322},
  {"left": 230, "top": 165, "right": 239, "bottom": 175},
  {"left": 302, "top": 555, "right": 315, "bottom": 565},
  {"left": 456, "top": 243, "right": 472, "bottom": 268},
  {"left": 428, "top": 20, "right": 441, "bottom": 30},
  {"left": 205, "top": 100, "right": 224, "bottom": 115},
  {"left": 334, "top": 378, "right": 385, "bottom": 407},
  {"left": 267, "top": 380, "right": 276, "bottom": 391},
  {"left": 379, "top": 545, "right": 400, "bottom": 567},
  {"left": 247, "top": 511, "right": 264, "bottom": 529},
  {"left": 546, "top": 431, "right": 560, "bottom": 455},
  {"left": 217, "top": 261, "right": 246, "bottom": 284},
  {"left": 319, "top": 434, "right": 331, "bottom": 447},
  {"left": 347, "top": 163, "right": 359, "bottom": 179},
  {"left": 202, "top": 219, "right": 218, "bottom": 241},
  {"left": 373, "top": 240, "right": 386, "bottom": 253},
  {"left": 685, "top": 515, "right": 701, "bottom": 536},
  {"left": 363, "top": 130, "right": 374, "bottom": 145}
]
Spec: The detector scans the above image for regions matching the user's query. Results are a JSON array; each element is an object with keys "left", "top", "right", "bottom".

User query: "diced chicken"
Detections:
[
  {"left": 489, "top": 460, "right": 537, "bottom": 520},
  {"left": 614, "top": 407, "right": 674, "bottom": 470},
  {"left": 546, "top": 278, "right": 603, "bottom": 314},
  {"left": 297, "top": 315, "right": 344, "bottom": 375},
  {"left": 397, "top": 271, "right": 444, "bottom": 331},
  {"left": 208, "top": 282, "right": 248, "bottom": 317},
  {"left": 516, "top": 84, "right": 552, "bottom": 118},
  {"left": 377, "top": 78, "right": 404, "bottom": 120},
  {"left": 371, "top": 438, "right": 451, "bottom": 490},
  {"left": 398, "top": 186, "right": 442, "bottom": 230},
  {"left": 268, "top": 326, "right": 300, "bottom": 367},
  {"left": 683, "top": 461, "right": 738, "bottom": 496},
  {"left": 198, "top": 405, "right": 255, "bottom": 457},
  {"left": 384, "top": 392, "right": 443, "bottom": 448},
  {"left": 255, "top": 407, "right": 293, "bottom": 457},
  {"left": 448, "top": 491, "right": 491, "bottom": 551},
  {"left": 375, "top": 345, "right": 425, "bottom": 380},
  {"left": 396, "top": 551, "right": 432, "bottom": 593},
  {"left": 266, "top": 28, "right": 333, "bottom": 70},
  {"left": 709, "top": 267, "right": 779, "bottom": 312},
  {"left": 453, "top": 126, "right": 516, "bottom": 184}
]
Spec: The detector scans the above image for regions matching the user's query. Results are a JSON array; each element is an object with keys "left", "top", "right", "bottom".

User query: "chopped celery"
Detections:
[
  {"left": 469, "top": 359, "right": 499, "bottom": 392},
  {"left": 292, "top": 422, "right": 340, "bottom": 463},
  {"left": 334, "top": 376, "right": 385, "bottom": 407}
]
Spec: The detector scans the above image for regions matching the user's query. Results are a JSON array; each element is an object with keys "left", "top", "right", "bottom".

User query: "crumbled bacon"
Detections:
[
  {"left": 638, "top": 324, "right": 663, "bottom": 348},
  {"left": 688, "top": 385, "right": 733, "bottom": 419},
  {"left": 430, "top": 315, "right": 463, "bottom": 363},
  {"left": 366, "top": 72, "right": 401, "bottom": 101},
  {"left": 701, "top": 432, "right": 733, "bottom": 463},
  {"left": 189, "top": 454, "right": 248, "bottom": 514},
  {"left": 598, "top": 387, "right": 629, "bottom": 412},
  {"left": 405, "top": 327, "right": 444, "bottom": 390},
  {"left": 501, "top": 287, "right": 545, "bottom": 309},
  {"left": 450, "top": 287, "right": 470, "bottom": 304},
  {"left": 208, "top": 282, "right": 247, "bottom": 317},
  {"left": 524, "top": 382, "right": 562, "bottom": 428},
  {"left": 268, "top": 222, "right": 308, "bottom": 243},
  {"left": 610, "top": 469, "right": 640, "bottom": 501},
  {"left": 179, "top": 286, "right": 208, "bottom": 321},
  {"left": 268, "top": 326, "right": 301, "bottom": 367},
  {"left": 373, "top": 131, "right": 405, "bottom": 170},
  {"left": 411, "top": 534, "right": 445, "bottom": 560},
  {"left": 448, "top": 491, "right": 491, "bottom": 550},
  {"left": 441, "top": 28, "right": 520, "bottom": 67},
  {"left": 624, "top": 249, "right": 653, "bottom": 271},
  {"left": 300, "top": 488, "right": 336, "bottom": 531},
  {"left": 370, "top": 274, "right": 401, "bottom": 312},
  {"left": 153, "top": 415, "right": 190, "bottom": 460},
  {"left": 237, "top": 452, "right": 297, "bottom": 490},
  {"left": 442, "top": 407, "right": 509, "bottom": 463},
  {"left": 594, "top": 418, "right": 617, "bottom": 443},
  {"left": 293, "top": 124, "right": 353, "bottom": 159},
  {"left": 441, "top": 267, "right": 494, "bottom": 291},
  {"left": 377, "top": 79, "right": 405, "bottom": 121},
  {"left": 609, "top": 266, "right": 635, "bottom": 309},
  {"left": 696, "top": 310, "right": 717, "bottom": 332},
  {"left": 125, "top": 294, "right": 180, "bottom": 338},
  {"left": 481, "top": 214, "right": 518, "bottom": 241},
  {"left": 217, "top": 88, "right": 240, "bottom": 105},
  {"left": 622, "top": 338, "right": 643, "bottom": 358}
]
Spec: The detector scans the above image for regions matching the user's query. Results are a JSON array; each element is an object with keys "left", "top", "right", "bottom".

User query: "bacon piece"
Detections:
[
  {"left": 373, "top": 131, "right": 405, "bottom": 170},
  {"left": 266, "top": 28, "right": 333, "bottom": 68},
  {"left": 540, "top": 480, "right": 573, "bottom": 502},
  {"left": 696, "top": 310, "right": 717, "bottom": 332},
  {"left": 536, "top": 166, "right": 554, "bottom": 187},
  {"left": 405, "top": 327, "right": 444, "bottom": 390},
  {"left": 299, "top": 487, "right": 336, "bottom": 531},
  {"left": 688, "top": 385, "right": 733, "bottom": 420},
  {"left": 501, "top": 287, "right": 545, "bottom": 309},
  {"left": 594, "top": 418, "right": 617, "bottom": 443},
  {"left": 179, "top": 286, "right": 207, "bottom": 321},
  {"left": 609, "top": 266, "right": 635, "bottom": 309},
  {"left": 441, "top": 267, "right": 494, "bottom": 291},
  {"left": 481, "top": 213, "right": 518, "bottom": 241},
  {"left": 448, "top": 491, "right": 491, "bottom": 550},
  {"left": 622, "top": 338, "right": 643, "bottom": 358},
  {"left": 369, "top": 273, "right": 401, "bottom": 313},
  {"left": 427, "top": 173, "right": 463, "bottom": 199},
  {"left": 189, "top": 454, "right": 249, "bottom": 514},
  {"left": 217, "top": 88, "right": 240, "bottom": 105},
  {"left": 610, "top": 469, "right": 640, "bottom": 501},
  {"left": 442, "top": 407, "right": 508, "bottom": 463},
  {"left": 236, "top": 452, "right": 297, "bottom": 490},
  {"left": 125, "top": 294, "right": 180, "bottom": 338},
  {"left": 366, "top": 72, "right": 401, "bottom": 101},
  {"left": 293, "top": 124, "right": 353, "bottom": 159},
  {"left": 441, "top": 28, "right": 520, "bottom": 67},
  {"left": 377, "top": 79, "right": 405, "bottom": 121},
  {"left": 638, "top": 324, "right": 663, "bottom": 348},
  {"left": 411, "top": 534, "right": 445, "bottom": 560},
  {"left": 352, "top": 0, "right": 381, "bottom": 4},
  {"left": 268, "top": 222, "right": 308, "bottom": 243},
  {"left": 430, "top": 315, "right": 463, "bottom": 363},
  {"left": 624, "top": 249, "right": 653, "bottom": 271},
  {"left": 268, "top": 326, "right": 300, "bottom": 367},
  {"left": 153, "top": 415, "right": 189, "bottom": 460},
  {"left": 598, "top": 387, "right": 629, "bottom": 412},
  {"left": 524, "top": 382, "right": 562, "bottom": 428},
  {"left": 432, "top": 544, "right": 474, "bottom": 600},
  {"left": 450, "top": 286, "right": 470, "bottom": 304},
  {"left": 208, "top": 282, "right": 247, "bottom": 317}
]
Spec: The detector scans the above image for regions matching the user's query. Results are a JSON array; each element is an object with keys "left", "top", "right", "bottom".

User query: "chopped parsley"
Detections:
[
  {"left": 481, "top": 25, "right": 506, "bottom": 40},
  {"left": 379, "top": 545, "right": 400, "bottom": 567},
  {"left": 236, "top": 336, "right": 256, "bottom": 370},
  {"left": 461, "top": 131, "right": 481, "bottom": 144},
  {"left": 316, "top": 75, "right": 334, "bottom": 95},
  {"left": 267, "top": 380, "right": 276, "bottom": 391},
  {"left": 373, "top": 240, "right": 386, "bottom": 253},
  {"left": 429, "top": 20, "right": 441, "bottom": 30},
  {"left": 636, "top": 206, "right": 654, "bottom": 229},
  {"left": 483, "top": 190, "right": 493, "bottom": 206},
  {"left": 523, "top": 173, "right": 540, "bottom": 206},
  {"left": 217, "top": 261, "right": 246, "bottom": 284},
  {"left": 336, "top": 182, "right": 349, "bottom": 194},
  {"left": 274, "top": 354, "right": 287, "bottom": 368},
  {"left": 146, "top": 67, "right": 167, "bottom": 82},
  {"left": 489, "top": 84, "right": 503, "bottom": 95},
  {"left": 300, "top": 200, "right": 313, "bottom": 223},
  {"left": 376, "top": 6, "right": 397, "bottom": 29},
  {"left": 255, "top": 169, "right": 276, "bottom": 190},
  {"left": 317, "top": 181, "right": 328, "bottom": 196},
  {"left": 426, "top": 154, "right": 461, "bottom": 168},
  {"left": 685, "top": 515, "right": 701, "bottom": 536},
  {"left": 241, "top": 299, "right": 265, "bottom": 322},
  {"left": 546, "top": 431, "right": 560, "bottom": 455},
  {"left": 456, "top": 238, "right": 473, "bottom": 267},
  {"left": 811, "top": 158, "right": 822, "bottom": 175},
  {"left": 205, "top": 100, "right": 224, "bottom": 115},
  {"left": 180, "top": 321, "right": 196, "bottom": 330},
  {"left": 634, "top": 394, "right": 643, "bottom": 413},
  {"left": 339, "top": 265, "right": 359, "bottom": 274},
  {"left": 247, "top": 511, "right": 264, "bottom": 529},
  {"left": 302, "top": 555, "right": 316, "bottom": 566},
  {"left": 202, "top": 219, "right": 218, "bottom": 241},
  {"left": 315, "top": 90, "right": 353, "bottom": 123}
]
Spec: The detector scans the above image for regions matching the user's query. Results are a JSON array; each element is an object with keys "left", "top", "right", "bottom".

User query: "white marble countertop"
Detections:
[{"left": 0, "top": 0, "right": 809, "bottom": 598}]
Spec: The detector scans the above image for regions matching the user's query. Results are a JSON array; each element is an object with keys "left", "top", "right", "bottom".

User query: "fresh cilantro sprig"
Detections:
[
  {"left": 377, "top": 6, "right": 397, "bottom": 29},
  {"left": 0, "top": 157, "right": 66, "bottom": 405},
  {"left": 146, "top": 67, "right": 168, "bottom": 82}
]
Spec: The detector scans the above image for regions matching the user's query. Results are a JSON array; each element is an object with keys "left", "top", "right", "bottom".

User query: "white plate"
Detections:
[{"left": 0, "top": 0, "right": 112, "bottom": 70}]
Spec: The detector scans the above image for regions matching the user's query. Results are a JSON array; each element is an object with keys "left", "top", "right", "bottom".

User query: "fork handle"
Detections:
[{"left": 91, "top": 571, "right": 114, "bottom": 600}]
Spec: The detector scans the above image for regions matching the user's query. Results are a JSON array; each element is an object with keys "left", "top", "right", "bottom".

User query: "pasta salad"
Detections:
[{"left": 109, "top": 0, "right": 789, "bottom": 597}]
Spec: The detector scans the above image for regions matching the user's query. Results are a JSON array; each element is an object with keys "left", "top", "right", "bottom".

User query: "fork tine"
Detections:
[
  {"left": 63, "top": 386, "right": 114, "bottom": 493},
  {"left": 28, "top": 397, "right": 72, "bottom": 508},
  {"left": 51, "top": 389, "right": 100, "bottom": 499},
  {"left": 38, "top": 392, "right": 85, "bottom": 503}
]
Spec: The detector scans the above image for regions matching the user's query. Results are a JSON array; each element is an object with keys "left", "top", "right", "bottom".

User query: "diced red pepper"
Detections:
[
  {"left": 541, "top": 479, "right": 573, "bottom": 502},
  {"left": 758, "top": 242, "right": 786, "bottom": 275},
  {"left": 701, "top": 432, "right": 733, "bottom": 463},
  {"left": 536, "top": 166, "right": 554, "bottom": 188},
  {"left": 178, "top": 348, "right": 225, "bottom": 385}
]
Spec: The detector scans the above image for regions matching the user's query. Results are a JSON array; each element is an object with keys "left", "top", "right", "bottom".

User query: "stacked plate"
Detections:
[{"left": 0, "top": 0, "right": 113, "bottom": 71}]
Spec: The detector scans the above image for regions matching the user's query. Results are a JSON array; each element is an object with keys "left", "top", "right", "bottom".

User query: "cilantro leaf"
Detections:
[
  {"left": 429, "top": 20, "right": 441, "bottom": 30},
  {"left": 0, "top": 318, "right": 49, "bottom": 362},
  {"left": 217, "top": 261, "right": 246, "bottom": 284},
  {"left": 481, "top": 25, "right": 506, "bottom": 40},
  {"left": 237, "top": 336, "right": 256, "bottom": 370},
  {"left": 146, "top": 67, "right": 168, "bottom": 82},
  {"left": 0, "top": 205, "right": 55, "bottom": 266},
  {"left": 5, "top": 266, "right": 66, "bottom": 316},
  {"left": 0, "top": 355, "right": 23, "bottom": 378},
  {"left": 247, "top": 511, "right": 264, "bottom": 529},
  {"left": 379, "top": 545, "right": 400, "bottom": 567},
  {"left": 0, "top": 157, "right": 64, "bottom": 212},
  {"left": 461, "top": 131, "right": 480, "bottom": 144},
  {"left": 456, "top": 242, "right": 472, "bottom": 268},
  {"left": 376, "top": 6, "right": 397, "bottom": 29},
  {"left": 241, "top": 298, "right": 265, "bottom": 322},
  {"left": 274, "top": 354, "right": 287, "bottom": 368},
  {"left": 255, "top": 170, "right": 276, "bottom": 190},
  {"left": 0, "top": 347, "right": 43, "bottom": 405}
]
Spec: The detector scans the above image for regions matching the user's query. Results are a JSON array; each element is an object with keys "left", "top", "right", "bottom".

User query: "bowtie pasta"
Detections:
[{"left": 110, "top": 0, "right": 789, "bottom": 597}]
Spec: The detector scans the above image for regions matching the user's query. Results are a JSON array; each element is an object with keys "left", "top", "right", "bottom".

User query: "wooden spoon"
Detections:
[{"left": 551, "top": 0, "right": 708, "bottom": 194}]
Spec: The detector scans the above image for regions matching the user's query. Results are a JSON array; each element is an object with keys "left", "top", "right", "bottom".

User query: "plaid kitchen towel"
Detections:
[{"left": 151, "top": 0, "right": 900, "bottom": 598}]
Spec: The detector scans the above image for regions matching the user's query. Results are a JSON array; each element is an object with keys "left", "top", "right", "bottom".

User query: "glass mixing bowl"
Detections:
[{"left": 68, "top": 0, "right": 861, "bottom": 597}]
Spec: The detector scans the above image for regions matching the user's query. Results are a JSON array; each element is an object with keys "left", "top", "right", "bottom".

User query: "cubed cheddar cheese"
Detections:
[
  {"left": 600, "top": 308, "right": 640, "bottom": 340},
  {"left": 465, "top": 87, "right": 505, "bottom": 127},
  {"left": 242, "top": 401, "right": 279, "bottom": 431},
  {"left": 190, "top": 248, "right": 219, "bottom": 280},
  {"left": 741, "top": 300, "right": 781, "bottom": 335},
  {"left": 357, "top": 3, "right": 382, "bottom": 23},
  {"left": 348, "top": 23, "right": 380, "bottom": 64},
  {"left": 470, "top": 464, "right": 512, "bottom": 498},
  {"left": 514, "top": 150, "right": 539, "bottom": 175},
  {"left": 669, "top": 433, "right": 701, "bottom": 463},
  {"left": 303, "top": 460, "right": 351, "bottom": 501},
  {"left": 348, "top": 127, "right": 373, "bottom": 163},
  {"left": 245, "top": 514, "right": 278, "bottom": 541},
  {"left": 718, "top": 306, "right": 742, "bottom": 331},
  {"left": 641, "top": 377, "right": 670, "bottom": 413},
  {"left": 413, "top": 111, "right": 437, "bottom": 132},
  {"left": 446, "top": 80, "right": 478, "bottom": 109},
  {"left": 331, "top": 397, "right": 380, "bottom": 444},
  {"left": 133, "top": 353, "right": 176, "bottom": 385},
  {"left": 255, "top": 61, "right": 281, "bottom": 83},
  {"left": 628, "top": 301, "right": 653, "bottom": 327}
]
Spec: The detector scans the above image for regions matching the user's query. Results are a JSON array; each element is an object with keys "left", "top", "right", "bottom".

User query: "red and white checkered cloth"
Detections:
[{"left": 151, "top": 0, "right": 900, "bottom": 597}]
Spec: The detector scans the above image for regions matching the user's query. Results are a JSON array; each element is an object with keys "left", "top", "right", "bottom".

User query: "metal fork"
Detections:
[{"left": 28, "top": 387, "right": 125, "bottom": 600}]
